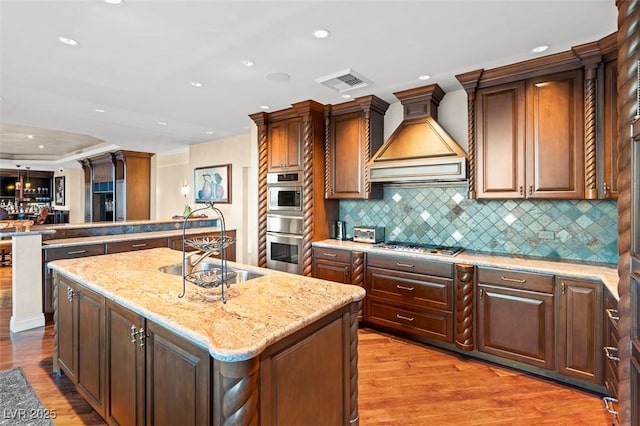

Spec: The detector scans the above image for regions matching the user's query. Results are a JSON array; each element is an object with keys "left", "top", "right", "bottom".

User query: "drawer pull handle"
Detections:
[
  {"left": 602, "top": 396, "right": 618, "bottom": 418},
  {"left": 603, "top": 347, "right": 619, "bottom": 362},
  {"left": 66, "top": 286, "right": 75, "bottom": 302},
  {"left": 500, "top": 276, "right": 526, "bottom": 283},
  {"left": 130, "top": 325, "right": 137, "bottom": 344},
  {"left": 323, "top": 253, "right": 338, "bottom": 257},
  {"left": 396, "top": 284, "right": 415, "bottom": 291},
  {"left": 606, "top": 309, "right": 620, "bottom": 322},
  {"left": 396, "top": 262, "right": 415, "bottom": 268},
  {"left": 396, "top": 314, "right": 414, "bottom": 322},
  {"left": 67, "top": 249, "right": 88, "bottom": 255},
  {"left": 131, "top": 243, "right": 147, "bottom": 248}
]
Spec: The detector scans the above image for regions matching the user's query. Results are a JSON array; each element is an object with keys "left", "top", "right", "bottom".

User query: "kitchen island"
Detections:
[{"left": 48, "top": 247, "right": 365, "bottom": 426}]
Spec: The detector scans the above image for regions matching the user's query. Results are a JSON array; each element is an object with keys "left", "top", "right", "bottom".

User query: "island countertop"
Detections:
[{"left": 48, "top": 247, "right": 365, "bottom": 362}]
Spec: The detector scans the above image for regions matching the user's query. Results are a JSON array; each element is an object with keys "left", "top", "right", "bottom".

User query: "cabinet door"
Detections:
[
  {"left": 145, "top": 320, "right": 210, "bottom": 426},
  {"left": 76, "top": 285, "right": 106, "bottom": 417},
  {"left": 477, "top": 283, "right": 555, "bottom": 370},
  {"left": 268, "top": 118, "right": 302, "bottom": 172},
  {"left": 476, "top": 82, "right": 526, "bottom": 198},
  {"left": 313, "top": 259, "right": 351, "bottom": 284},
  {"left": 106, "top": 301, "right": 145, "bottom": 426},
  {"left": 328, "top": 112, "right": 365, "bottom": 199},
  {"left": 56, "top": 277, "right": 77, "bottom": 382},
  {"left": 557, "top": 278, "right": 603, "bottom": 384},
  {"left": 526, "top": 70, "right": 584, "bottom": 198}
]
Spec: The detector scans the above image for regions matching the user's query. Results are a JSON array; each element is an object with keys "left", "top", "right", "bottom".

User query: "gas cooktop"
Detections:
[{"left": 372, "top": 242, "right": 464, "bottom": 257}]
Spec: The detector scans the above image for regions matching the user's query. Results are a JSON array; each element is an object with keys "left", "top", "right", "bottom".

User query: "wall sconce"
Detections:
[{"left": 181, "top": 182, "right": 191, "bottom": 217}]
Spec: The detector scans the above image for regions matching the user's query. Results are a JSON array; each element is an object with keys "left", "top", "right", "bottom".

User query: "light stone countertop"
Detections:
[
  {"left": 48, "top": 247, "right": 365, "bottom": 362},
  {"left": 42, "top": 227, "right": 229, "bottom": 248},
  {"left": 313, "top": 239, "right": 620, "bottom": 300}
]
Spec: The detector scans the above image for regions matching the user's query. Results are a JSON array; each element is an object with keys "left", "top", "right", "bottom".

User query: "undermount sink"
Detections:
[{"left": 159, "top": 261, "right": 265, "bottom": 285}]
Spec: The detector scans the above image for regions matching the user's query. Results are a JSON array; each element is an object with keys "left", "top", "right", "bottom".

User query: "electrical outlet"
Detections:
[{"left": 538, "top": 230, "right": 555, "bottom": 240}]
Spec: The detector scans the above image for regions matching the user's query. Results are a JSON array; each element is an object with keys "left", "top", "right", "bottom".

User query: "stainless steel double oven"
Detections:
[{"left": 266, "top": 171, "right": 304, "bottom": 274}]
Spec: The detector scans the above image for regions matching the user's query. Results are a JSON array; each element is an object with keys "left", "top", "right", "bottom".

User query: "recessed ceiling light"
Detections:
[
  {"left": 313, "top": 29, "right": 330, "bottom": 39},
  {"left": 95, "top": 108, "right": 106, "bottom": 113},
  {"left": 104, "top": 0, "right": 123, "bottom": 4},
  {"left": 158, "top": 121, "right": 167, "bottom": 126},
  {"left": 241, "top": 59, "right": 255, "bottom": 67},
  {"left": 39, "top": 145, "right": 44, "bottom": 149},
  {"left": 260, "top": 105, "right": 269, "bottom": 110},
  {"left": 418, "top": 74, "right": 431, "bottom": 81},
  {"left": 532, "top": 45, "right": 550, "bottom": 53},
  {"left": 205, "top": 130, "right": 213, "bottom": 135},
  {"left": 27, "top": 135, "right": 34, "bottom": 139},
  {"left": 190, "top": 81, "right": 203, "bottom": 88},
  {"left": 242, "top": 124, "right": 250, "bottom": 130},
  {"left": 266, "top": 72, "right": 291, "bottom": 82},
  {"left": 342, "top": 94, "right": 352, "bottom": 99},
  {"left": 58, "top": 36, "right": 79, "bottom": 47}
]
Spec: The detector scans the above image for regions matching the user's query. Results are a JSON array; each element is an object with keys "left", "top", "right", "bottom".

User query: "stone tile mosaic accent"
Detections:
[
  {"left": 42, "top": 219, "right": 219, "bottom": 241},
  {"left": 339, "top": 185, "right": 618, "bottom": 265}
]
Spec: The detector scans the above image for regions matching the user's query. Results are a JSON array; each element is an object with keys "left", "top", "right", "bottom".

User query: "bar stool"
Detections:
[{"left": 0, "top": 239, "right": 11, "bottom": 266}]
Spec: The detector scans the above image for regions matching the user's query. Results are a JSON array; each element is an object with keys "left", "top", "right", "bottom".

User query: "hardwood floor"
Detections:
[{"left": 0, "top": 265, "right": 613, "bottom": 425}]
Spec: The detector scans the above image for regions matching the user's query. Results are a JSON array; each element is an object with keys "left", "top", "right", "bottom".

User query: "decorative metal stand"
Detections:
[{"left": 178, "top": 202, "right": 235, "bottom": 303}]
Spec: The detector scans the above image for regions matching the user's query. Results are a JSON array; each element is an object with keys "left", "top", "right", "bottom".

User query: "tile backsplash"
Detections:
[{"left": 339, "top": 185, "right": 618, "bottom": 265}]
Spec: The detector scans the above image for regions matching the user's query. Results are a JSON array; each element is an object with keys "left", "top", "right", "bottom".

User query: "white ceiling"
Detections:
[{"left": 0, "top": 0, "right": 618, "bottom": 170}]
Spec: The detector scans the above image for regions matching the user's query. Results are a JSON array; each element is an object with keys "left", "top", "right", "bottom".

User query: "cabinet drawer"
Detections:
[
  {"left": 105, "top": 238, "right": 167, "bottom": 254},
  {"left": 312, "top": 247, "right": 351, "bottom": 263},
  {"left": 478, "top": 267, "right": 553, "bottom": 294},
  {"left": 366, "top": 299, "right": 453, "bottom": 343},
  {"left": 45, "top": 243, "right": 105, "bottom": 261},
  {"left": 367, "top": 253, "right": 453, "bottom": 278},
  {"left": 366, "top": 266, "right": 453, "bottom": 311}
]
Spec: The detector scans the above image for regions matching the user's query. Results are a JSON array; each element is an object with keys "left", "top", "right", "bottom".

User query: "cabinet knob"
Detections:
[
  {"left": 528, "top": 185, "right": 533, "bottom": 196},
  {"left": 519, "top": 186, "right": 523, "bottom": 195},
  {"left": 603, "top": 181, "right": 609, "bottom": 197},
  {"left": 138, "top": 328, "right": 148, "bottom": 348},
  {"left": 561, "top": 282, "right": 566, "bottom": 295},
  {"left": 479, "top": 288, "right": 484, "bottom": 299}
]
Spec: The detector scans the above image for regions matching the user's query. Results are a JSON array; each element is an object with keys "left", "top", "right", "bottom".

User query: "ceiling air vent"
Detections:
[{"left": 315, "top": 68, "right": 371, "bottom": 93}]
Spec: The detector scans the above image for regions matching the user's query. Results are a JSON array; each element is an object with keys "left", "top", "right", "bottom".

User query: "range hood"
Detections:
[{"left": 368, "top": 83, "right": 467, "bottom": 183}]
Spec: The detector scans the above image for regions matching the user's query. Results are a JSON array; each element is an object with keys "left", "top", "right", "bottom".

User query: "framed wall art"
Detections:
[
  {"left": 194, "top": 164, "right": 231, "bottom": 204},
  {"left": 54, "top": 176, "right": 65, "bottom": 206}
]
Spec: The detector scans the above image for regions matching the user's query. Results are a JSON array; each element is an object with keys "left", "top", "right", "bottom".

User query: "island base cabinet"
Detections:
[
  {"left": 105, "top": 301, "right": 211, "bottom": 426},
  {"left": 53, "top": 275, "right": 106, "bottom": 418}
]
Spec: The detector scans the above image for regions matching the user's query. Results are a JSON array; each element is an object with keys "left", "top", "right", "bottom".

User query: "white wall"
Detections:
[
  {"left": 53, "top": 167, "right": 84, "bottom": 224},
  {"left": 154, "top": 151, "right": 190, "bottom": 219}
]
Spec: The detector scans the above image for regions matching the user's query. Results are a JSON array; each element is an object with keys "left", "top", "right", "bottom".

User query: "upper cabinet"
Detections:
[
  {"left": 325, "top": 95, "right": 389, "bottom": 200},
  {"left": 457, "top": 32, "right": 617, "bottom": 200},
  {"left": 268, "top": 117, "right": 303, "bottom": 172}
]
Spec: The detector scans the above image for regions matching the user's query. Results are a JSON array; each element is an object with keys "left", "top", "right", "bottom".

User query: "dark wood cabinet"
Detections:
[
  {"left": 365, "top": 253, "right": 454, "bottom": 343},
  {"left": 80, "top": 150, "right": 153, "bottom": 222},
  {"left": 556, "top": 277, "right": 603, "bottom": 385},
  {"left": 54, "top": 275, "right": 106, "bottom": 418},
  {"left": 475, "top": 70, "right": 584, "bottom": 199},
  {"left": 312, "top": 247, "right": 365, "bottom": 321},
  {"left": 267, "top": 117, "right": 302, "bottom": 172},
  {"left": 325, "top": 95, "right": 389, "bottom": 199},
  {"left": 105, "top": 237, "right": 168, "bottom": 254},
  {"left": 476, "top": 267, "right": 555, "bottom": 370},
  {"left": 600, "top": 59, "right": 619, "bottom": 199},
  {"left": 44, "top": 243, "right": 105, "bottom": 314},
  {"left": 105, "top": 300, "right": 211, "bottom": 426}
]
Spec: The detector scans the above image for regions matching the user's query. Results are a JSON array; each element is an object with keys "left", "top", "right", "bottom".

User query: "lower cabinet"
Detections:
[
  {"left": 556, "top": 277, "right": 603, "bottom": 385},
  {"left": 105, "top": 301, "right": 211, "bottom": 426},
  {"left": 476, "top": 267, "right": 555, "bottom": 370},
  {"left": 55, "top": 275, "right": 107, "bottom": 418},
  {"left": 364, "top": 253, "right": 454, "bottom": 343},
  {"left": 312, "top": 247, "right": 365, "bottom": 321}
]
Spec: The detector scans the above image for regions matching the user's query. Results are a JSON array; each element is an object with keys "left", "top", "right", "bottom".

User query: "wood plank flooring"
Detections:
[{"left": 0, "top": 265, "right": 613, "bottom": 425}]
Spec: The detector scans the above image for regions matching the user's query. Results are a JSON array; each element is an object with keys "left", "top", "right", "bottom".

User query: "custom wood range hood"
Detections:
[{"left": 368, "top": 83, "right": 467, "bottom": 183}]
